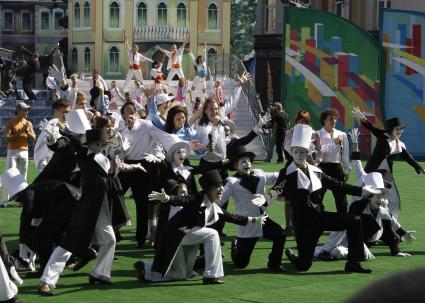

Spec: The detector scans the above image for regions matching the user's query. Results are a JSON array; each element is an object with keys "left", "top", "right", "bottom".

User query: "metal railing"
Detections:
[
  {"left": 207, "top": 53, "right": 266, "bottom": 151},
  {"left": 133, "top": 26, "right": 189, "bottom": 42}
]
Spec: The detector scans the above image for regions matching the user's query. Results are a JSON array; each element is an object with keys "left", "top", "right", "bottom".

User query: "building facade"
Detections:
[{"left": 68, "top": 0, "right": 231, "bottom": 80}]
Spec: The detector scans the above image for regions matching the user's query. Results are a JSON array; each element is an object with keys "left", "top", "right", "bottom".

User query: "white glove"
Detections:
[
  {"left": 121, "top": 137, "right": 131, "bottom": 152},
  {"left": 249, "top": 213, "right": 268, "bottom": 225},
  {"left": 48, "top": 64, "right": 66, "bottom": 83},
  {"left": 44, "top": 118, "right": 61, "bottom": 144},
  {"left": 254, "top": 112, "right": 271, "bottom": 134},
  {"left": 352, "top": 107, "right": 366, "bottom": 121},
  {"left": 148, "top": 188, "right": 170, "bottom": 203},
  {"left": 364, "top": 244, "right": 375, "bottom": 260},
  {"left": 38, "top": 118, "right": 48, "bottom": 131},
  {"left": 252, "top": 194, "right": 266, "bottom": 207},
  {"left": 361, "top": 186, "right": 381, "bottom": 197},
  {"left": 9, "top": 266, "right": 23, "bottom": 285},
  {"left": 395, "top": 252, "right": 412, "bottom": 257},
  {"left": 144, "top": 153, "right": 161, "bottom": 163},
  {"left": 402, "top": 231, "right": 416, "bottom": 244},
  {"left": 348, "top": 128, "right": 360, "bottom": 144}
]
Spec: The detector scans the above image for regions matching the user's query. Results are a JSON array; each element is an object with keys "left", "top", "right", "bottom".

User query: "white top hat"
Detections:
[
  {"left": 162, "top": 134, "right": 191, "bottom": 163},
  {"left": 364, "top": 172, "right": 390, "bottom": 198},
  {"left": 67, "top": 109, "right": 92, "bottom": 134},
  {"left": 291, "top": 124, "right": 313, "bottom": 150},
  {"left": 0, "top": 168, "right": 28, "bottom": 200},
  {"left": 154, "top": 93, "right": 174, "bottom": 106}
]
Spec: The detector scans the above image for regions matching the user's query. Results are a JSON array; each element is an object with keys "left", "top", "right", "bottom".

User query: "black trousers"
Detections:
[
  {"left": 292, "top": 211, "right": 364, "bottom": 271},
  {"left": 231, "top": 218, "right": 286, "bottom": 268},
  {"left": 319, "top": 162, "right": 348, "bottom": 213},
  {"left": 275, "top": 133, "right": 284, "bottom": 162},
  {"left": 119, "top": 159, "right": 160, "bottom": 245}
]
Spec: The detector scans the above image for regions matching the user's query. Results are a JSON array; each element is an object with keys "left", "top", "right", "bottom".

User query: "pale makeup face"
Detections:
[
  {"left": 172, "top": 148, "right": 187, "bottom": 166},
  {"left": 208, "top": 184, "right": 224, "bottom": 202},
  {"left": 369, "top": 193, "right": 386, "bottom": 210},
  {"left": 391, "top": 126, "right": 404, "bottom": 139},
  {"left": 291, "top": 146, "right": 308, "bottom": 166},
  {"left": 236, "top": 156, "right": 252, "bottom": 175}
]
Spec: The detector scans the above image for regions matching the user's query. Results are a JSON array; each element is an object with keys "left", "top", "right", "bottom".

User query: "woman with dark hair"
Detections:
[
  {"left": 164, "top": 105, "right": 197, "bottom": 141},
  {"left": 352, "top": 107, "right": 425, "bottom": 218},
  {"left": 189, "top": 44, "right": 208, "bottom": 97}
]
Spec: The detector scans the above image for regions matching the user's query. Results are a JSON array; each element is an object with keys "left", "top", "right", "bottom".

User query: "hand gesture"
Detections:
[
  {"left": 252, "top": 194, "right": 266, "bottom": 206},
  {"left": 144, "top": 153, "right": 161, "bottom": 163},
  {"left": 134, "top": 163, "right": 147, "bottom": 173},
  {"left": 395, "top": 252, "right": 412, "bottom": 257},
  {"left": 148, "top": 188, "right": 169, "bottom": 203},
  {"left": 416, "top": 167, "right": 425, "bottom": 175},
  {"left": 364, "top": 244, "right": 375, "bottom": 260},
  {"left": 257, "top": 112, "right": 271, "bottom": 129},
  {"left": 236, "top": 71, "right": 252, "bottom": 86},
  {"left": 189, "top": 140, "right": 203, "bottom": 151},
  {"left": 48, "top": 64, "right": 66, "bottom": 83},
  {"left": 121, "top": 137, "right": 131, "bottom": 152},
  {"left": 402, "top": 231, "right": 416, "bottom": 244},
  {"left": 251, "top": 213, "right": 268, "bottom": 225},
  {"left": 349, "top": 128, "right": 360, "bottom": 144},
  {"left": 352, "top": 107, "right": 366, "bottom": 121}
]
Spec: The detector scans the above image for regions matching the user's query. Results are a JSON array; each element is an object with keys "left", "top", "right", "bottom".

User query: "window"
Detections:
[
  {"left": 377, "top": 0, "right": 391, "bottom": 29},
  {"left": 3, "top": 11, "right": 14, "bottom": 31},
  {"left": 207, "top": 47, "right": 217, "bottom": 60},
  {"left": 110, "top": 1, "right": 120, "bottom": 28},
  {"left": 137, "top": 2, "right": 147, "bottom": 27},
  {"left": 72, "top": 48, "right": 78, "bottom": 71},
  {"left": 336, "top": 0, "right": 348, "bottom": 18},
  {"left": 264, "top": 0, "right": 275, "bottom": 32},
  {"left": 54, "top": 10, "right": 64, "bottom": 30},
  {"left": 74, "top": 2, "right": 80, "bottom": 27},
  {"left": 84, "top": 47, "right": 91, "bottom": 71},
  {"left": 157, "top": 2, "right": 167, "bottom": 26},
  {"left": 41, "top": 11, "right": 49, "bottom": 30},
  {"left": 21, "top": 11, "right": 32, "bottom": 32},
  {"left": 83, "top": 1, "right": 90, "bottom": 27},
  {"left": 109, "top": 46, "right": 120, "bottom": 72},
  {"left": 177, "top": 3, "right": 186, "bottom": 27},
  {"left": 207, "top": 3, "right": 218, "bottom": 30}
]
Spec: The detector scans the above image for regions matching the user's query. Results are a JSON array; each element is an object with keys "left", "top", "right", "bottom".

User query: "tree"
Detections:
[{"left": 231, "top": 0, "right": 257, "bottom": 60}]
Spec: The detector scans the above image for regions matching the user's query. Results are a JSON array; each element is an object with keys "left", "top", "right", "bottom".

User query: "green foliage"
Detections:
[{"left": 231, "top": 0, "right": 257, "bottom": 60}]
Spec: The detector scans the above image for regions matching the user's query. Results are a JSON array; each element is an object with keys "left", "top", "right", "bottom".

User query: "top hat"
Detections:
[
  {"left": 86, "top": 128, "right": 107, "bottom": 145},
  {"left": 386, "top": 117, "right": 404, "bottom": 131},
  {"left": 67, "top": 109, "right": 92, "bottom": 134},
  {"left": 163, "top": 134, "right": 191, "bottom": 163},
  {"left": 0, "top": 168, "right": 29, "bottom": 200},
  {"left": 364, "top": 172, "right": 391, "bottom": 199},
  {"left": 227, "top": 145, "right": 255, "bottom": 171},
  {"left": 291, "top": 124, "right": 313, "bottom": 150},
  {"left": 199, "top": 169, "right": 223, "bottom": 192},
  {"left": 164, "top": 179, "right": 181, "bottom": 195}
]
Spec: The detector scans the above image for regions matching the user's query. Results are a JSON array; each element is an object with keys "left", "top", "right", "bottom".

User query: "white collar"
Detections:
[
  {"left": 287, "top": 162, "right": 322, "bottom": 192},
  {"left": 201, "top": 195, "right": 224, "bottom": 214},
  {"left": 172, "top": 163, "right": 192, "bottom": 180}
]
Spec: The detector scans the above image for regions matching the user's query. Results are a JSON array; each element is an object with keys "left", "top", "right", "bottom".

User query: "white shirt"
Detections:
[
  {"left": 195, "top": 122, "right": 227, "bottom": 161},
  {"left": 34, "top": 130, "right": 53, "bottom": 172},
  {"left": 120, "top": 119, "right": 171, "bottom": 161},
  {"left": 201, "top": 196, "right": 223, "bottom": 227},
  {"left": 127, "top": 51, "right": 153, "bottom": 66},
  {"left": 219, "top": 169, "right": 278, "bottom": 238},
  {"left": 164, "top": 48, "right": 184, "bottom": 70},
  {"left": 319, "top": 127, "right": 350, "bottom": 173},
  {"left": 150, "top": 63, "right": 163, "bottom": 78},
  {"left": 218, "top": 86, "right": 242, "bottom": 119},
  {"left": 286, "top": 162, "right": 323, "bottom": 193}
]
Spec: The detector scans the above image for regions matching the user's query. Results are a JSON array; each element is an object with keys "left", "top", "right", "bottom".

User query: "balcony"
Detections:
[{"left": 133, "top": 26, "right": 189, "bottom": 43}]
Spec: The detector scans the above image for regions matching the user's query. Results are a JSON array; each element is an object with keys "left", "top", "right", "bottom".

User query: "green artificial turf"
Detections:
[{"left": 0, "top": 159, "right": 424, "bottom": 303}]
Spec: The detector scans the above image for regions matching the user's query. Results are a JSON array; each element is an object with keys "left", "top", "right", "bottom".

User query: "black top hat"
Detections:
[
  {"left": 86, "top": 128, "right": 107, "bottom": 145},
  {"left": 164, "top": 179, "right": 179, "bottom": 195},
  {"left": 386, "top": 117, "right": 404, "bottom": 132},
  {"left": 199, "top": 169, "right": 223, "bottom": 191},
  {"left": 227, "top": 145, "right": 256, "bottom": 171}
]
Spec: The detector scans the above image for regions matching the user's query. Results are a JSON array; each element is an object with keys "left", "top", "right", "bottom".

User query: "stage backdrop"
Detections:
[
  {"left": 282, "top": 7, "right": 386, "bottom": 155},
  {"left": 381, "top": 9, "right": 425, "bottom": 159}
]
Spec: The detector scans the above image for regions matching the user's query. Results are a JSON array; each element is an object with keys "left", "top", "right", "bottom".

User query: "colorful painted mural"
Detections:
[
  {"left": 282, "top": 7, "right": 386, "bottom": 155},
  {"left": 381, "top": 9, "right": 425, "bottom": 158}
]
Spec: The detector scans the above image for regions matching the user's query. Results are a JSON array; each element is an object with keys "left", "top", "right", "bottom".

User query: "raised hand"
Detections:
[
  {"left": 348, "top": 128, "right": 360, "bottom": 144},
  {"left": 144, "top": 153, "right": 161, "bottom": 163},
  {"left": 352, "top": 107, "right": 366, "bottom": 121},
  {"left": 48, "top": 64, "right": 66, "bottom": 83}
]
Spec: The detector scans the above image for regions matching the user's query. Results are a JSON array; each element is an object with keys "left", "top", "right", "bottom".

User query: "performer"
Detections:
[
  {"left": 219, "top": 145, "right": 286, "bottom": 271},
  {"left": 1, "top": 231, "right": 23, "bottom": 303},
  {"left": 352, "top": 107, "right": 425, "bottom": 218},
  {"left": 122, "top": 32, "right": 153, "bottom": 92},
  {"left": 155, "top": 38, "right": 188, "bottom": 82},
  {"left": 272, "top": 124, "right": 381, "bottom": 273},
  {"left": 15, "top": 46, "right": 39, "bottom": 100},
  {"left": 150, "top": 60, "right": 165, "bottom": 89},
  {"left": 318, "top": 108, "right": 350, "bottom": 213},
  {"left": 80, "top": 69, "right": 108, "bottom": 92},
  {"left": 189, "top": 44, "right": 208, "bottom": 96},
  {"left": 134, "top": 169, "right": 267, "bottom": 284}
]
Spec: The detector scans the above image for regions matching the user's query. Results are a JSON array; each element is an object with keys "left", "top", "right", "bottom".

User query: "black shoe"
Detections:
[
  {"left": 231, "top": 239, "right": 238, "bottom": 250},
  {"left": 285, "top": 248, "right": 298, "bottom": 265},
  {"left": 134, "top": 261, "right": 145, "bottom": 282},
  {"left": 38, "top": 283, "right": 53, "bottom": 296},
  {"left": 88, "top": 274, "right": 112, "bottom": 284},
  {"left": 267, "top": 263, "right": 286, "bottom": 272},
  {"left": 73, "top": 248, "right": 97, "bottom": 272},
  {"left": 318, "top": 251, "right": 337, "bottom": 262},
  {"left": 203, "top": 277, "right": 224, "bottom": 285},
  {"left": 136, "top": 241, "right": 145, "bottom": 249},
  {"left": 25, "top": 270, "right": 42, "bottom": 279},
  {"left": 344, "top": 261, "right": 372, "bottom": 274}
]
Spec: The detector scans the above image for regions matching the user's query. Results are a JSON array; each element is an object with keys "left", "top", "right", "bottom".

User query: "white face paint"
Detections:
[
  {"left": 369, "top": 194, "right": 384, "bottom": 210},
  {"left": 291, "top": 147, "right": 308, "bottom": 166},
  {"left": 236, "top": 156, "right": 252, "bottom": 175},
  {"left": 172, "top": 148, "right": 187, "bottom": 166},
  {"left": 391, "top": 126, "right": 404, "bottom": 139}
]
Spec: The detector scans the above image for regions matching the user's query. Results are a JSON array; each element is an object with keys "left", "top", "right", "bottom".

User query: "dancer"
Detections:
[
  {"left": 189, "top": 44, "right": 208, "bottom": 97},
  {"left": 155, "top": 38, "right": 188, "bottom": 82}
]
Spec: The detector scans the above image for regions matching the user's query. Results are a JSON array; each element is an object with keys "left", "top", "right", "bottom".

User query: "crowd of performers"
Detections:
[{"left": 0, "top": 40, "right": 424, "bottom": 303}]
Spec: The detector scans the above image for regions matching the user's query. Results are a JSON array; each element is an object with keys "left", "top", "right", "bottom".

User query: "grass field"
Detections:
[{"left": 0, "top": 159, "right": 424, "bottom": 303}]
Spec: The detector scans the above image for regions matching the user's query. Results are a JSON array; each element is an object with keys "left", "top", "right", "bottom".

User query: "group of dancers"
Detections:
[{"left": 0, "top": 42, "right": 424, "bottom": 302}]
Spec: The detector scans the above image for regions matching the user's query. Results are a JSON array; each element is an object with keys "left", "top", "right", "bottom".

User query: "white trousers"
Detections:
[
  {"left": 2, "top": 149, "right": 28, "bottom": 204},
  {"left": 0, "top": 257, "right": 17, "bottom": 301},
  {"left": 41, "top": 200, "right": 116, "bottom": 287},
  {"left": 166, "top": 68, "right": 185, "bottom": 82},
  {"left": 123, "top": 69, "right": 144, "bottom": 92}
]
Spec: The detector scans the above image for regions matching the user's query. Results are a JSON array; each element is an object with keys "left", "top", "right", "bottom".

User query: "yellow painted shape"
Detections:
[
  {"left": 394, "top": 49, "right": 425, "bottom": 66},
  {"left": 413, "top": 104, "right": 425, "bottom": 124}
]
